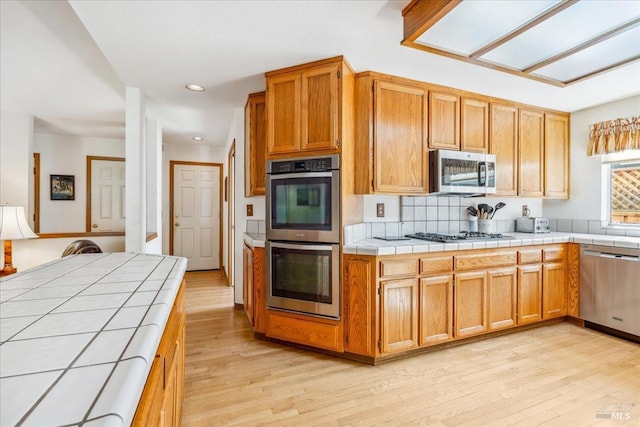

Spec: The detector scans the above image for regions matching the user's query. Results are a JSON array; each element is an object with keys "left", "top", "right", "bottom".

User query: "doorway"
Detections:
[
  {"left": 227, "top": 140, "right": 236, "bottom": 286},
  {"left": 86, "top": 156, "right": 126, "bottom": 232},
  {"left": 170, "top": 161, "right": 223, "bottom": 271}
]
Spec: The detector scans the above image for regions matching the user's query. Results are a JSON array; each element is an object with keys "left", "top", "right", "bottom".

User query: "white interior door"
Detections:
[
  {"left": 90, "top": 159, "right": 125, "bottom": 232},
  {"left": 173, "top": 163, "right": 221, "bottom": 271}
]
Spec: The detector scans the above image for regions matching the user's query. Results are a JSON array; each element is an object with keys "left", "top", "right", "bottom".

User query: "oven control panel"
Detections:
[{"left": 269, "top": 155, "right": 338, "bottom": 173}]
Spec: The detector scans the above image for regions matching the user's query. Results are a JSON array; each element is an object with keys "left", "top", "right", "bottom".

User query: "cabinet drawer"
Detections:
[
  {"left": 380, "top": 259, "right": 418, "bottom": 278},
  {"left": 266, "top": 311, "right": 344, "bottom": 352},
  {"left": 455, "top": 251, "right": 516, "bottom": 271},
  {"left": 419, "top": 256, "right": 453, "bottom": 275},
  {"left": 543, "top": 246, "right": 565, "bottom": 262},
  {"left": 518, "top": 249, "right": 542, "bottom": 264}
]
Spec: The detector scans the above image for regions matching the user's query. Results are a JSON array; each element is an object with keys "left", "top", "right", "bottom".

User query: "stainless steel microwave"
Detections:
[{"left": 429, "top": 149, "right": 496, "bottom": 196}]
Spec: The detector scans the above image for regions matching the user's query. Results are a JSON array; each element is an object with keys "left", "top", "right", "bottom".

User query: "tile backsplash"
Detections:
[
  {"left": 246, "top": 219, "right": 265, "bottom": 234},
  {"left": 342, "top": 195, "right": 640, "bottom": 244}
]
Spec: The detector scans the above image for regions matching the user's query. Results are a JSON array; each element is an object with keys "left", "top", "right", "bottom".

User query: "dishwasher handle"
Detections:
[{"left": 583, "top": 249, "right": 639, "bottom": 262}]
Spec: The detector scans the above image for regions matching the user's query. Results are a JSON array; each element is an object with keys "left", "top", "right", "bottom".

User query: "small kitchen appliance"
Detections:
[{"left": 515, "top": 217, "right": 550, "bottom": 233}]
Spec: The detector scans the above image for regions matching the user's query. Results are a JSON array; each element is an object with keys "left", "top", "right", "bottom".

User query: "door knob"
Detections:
[
  {"left": 92, "top": 224, "right": 98, "bottom": 228},
  {"left": 175, "top": 223, "right": 180, "bottom": 227}
]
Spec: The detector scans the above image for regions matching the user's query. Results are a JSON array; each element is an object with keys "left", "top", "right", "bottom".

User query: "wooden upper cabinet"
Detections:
[
  {"left": 244, "top": 92, "right": 267, "bottom": 196},
  {"left": 544, "top": 113, "right": 570, "bottom": 199},
  {"left": 374, "top": 80, "right": 428, "bottom": 193},
  {"left": 267, "top": 73, "right": 301, "bottom": 155},
  {"left": 266, "top": 57, "right": 344, "bottom": 157},
  {"left": 354, "top": 74, "right": 428, "bottom": 194},
  {"left": 301, "top": 63, "right": 339, "bottom": 152},
  {"left": 460, "top": 97, "right": 489, "bottom": 153},
  {"left": 429, "top": 90, "right": 459, "bottom": 150},
  {"left": 489, "top": 103, "right": 518, "bottom": 196},
  {"left": 518, "top": 108, "right": 545, "bottom": 197}
]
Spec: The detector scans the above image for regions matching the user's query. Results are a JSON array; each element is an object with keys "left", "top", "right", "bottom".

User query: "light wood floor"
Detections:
[{"left": 182, "top": 271, "right": 640, "bottom": 426}]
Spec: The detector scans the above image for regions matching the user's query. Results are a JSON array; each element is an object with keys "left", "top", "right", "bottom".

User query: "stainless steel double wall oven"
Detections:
[{"left": 266, "top": 155, "right": 340, "bottom": 319}]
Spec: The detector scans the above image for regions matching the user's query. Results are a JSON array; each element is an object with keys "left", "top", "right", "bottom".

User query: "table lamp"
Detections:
[{"left": 0, "top": 205, "right": 38, "bottom": 276}]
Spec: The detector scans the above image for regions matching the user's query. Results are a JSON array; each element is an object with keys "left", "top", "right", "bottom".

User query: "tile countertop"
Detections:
[
  {"left": 243, "top": 233, "right": 266, "bottom": 248},
  {"left": 344, "top": 232, "right": 640, "bottom": 256},
  {"left": 0, "top": 252, "right": 187, "bottom": 427}
]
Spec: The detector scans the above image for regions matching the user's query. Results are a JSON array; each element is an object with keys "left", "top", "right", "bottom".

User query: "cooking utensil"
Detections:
[
  {"left": 485, "top": 206, "right": 494, "bottom": 218},
  {"left": 490, "top": 202, "right": 506, "bottom": 219},
  {"left": 466, "top": 206, "right": 478, "bottom": 217},
  {"left": 477, "top": 203, "right": 490, "bottom": 219}
]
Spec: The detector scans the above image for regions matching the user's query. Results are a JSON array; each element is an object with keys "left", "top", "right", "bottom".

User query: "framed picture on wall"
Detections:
[{"left": 50, "top": 174, "right": 75, "bottom": 200}]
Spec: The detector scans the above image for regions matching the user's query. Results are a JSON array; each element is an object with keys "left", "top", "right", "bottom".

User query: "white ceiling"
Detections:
[{"left": 2, "top": 0, "right": 639, "bottom": 146}]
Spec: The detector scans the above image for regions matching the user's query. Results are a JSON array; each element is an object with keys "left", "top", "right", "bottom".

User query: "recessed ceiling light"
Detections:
[
  {"left": 192, "top": 136, "right": 203, "bottom": 142},
  {"left": 185, "top": 84, "right": 206, "bottom": 92}
]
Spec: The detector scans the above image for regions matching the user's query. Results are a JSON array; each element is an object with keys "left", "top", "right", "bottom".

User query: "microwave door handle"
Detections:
[{"left": 477, "top": 161, "right": 486, "bottom": 186}]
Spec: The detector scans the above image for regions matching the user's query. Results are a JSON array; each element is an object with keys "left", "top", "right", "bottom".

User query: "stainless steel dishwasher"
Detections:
[{"left": 580, "top": 244, "right": 640, "bottom": 338}]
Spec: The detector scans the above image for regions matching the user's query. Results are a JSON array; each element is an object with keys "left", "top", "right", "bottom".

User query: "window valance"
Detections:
[{"left": 587, "top": 115, "right": 640, "bottom": 156}]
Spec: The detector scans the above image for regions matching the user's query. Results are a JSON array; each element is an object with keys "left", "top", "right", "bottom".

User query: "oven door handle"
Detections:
[
  {"left": 268, "top": 171, "right": 334, "bottom": 180},
  {"left": 269, "top": 242, "right": 335, "bottom": 251}
]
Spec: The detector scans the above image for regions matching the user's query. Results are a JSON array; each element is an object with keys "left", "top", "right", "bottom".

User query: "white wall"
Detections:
[
  {"left": 220, "top": 107, "right": 267, "bottom": 305},
  {"left": 543, "top": 95, "right": 640, "bottom": 220},
  {"left": 1, "top": 111, "right": 34, "bottom": 269},
  {"left": 0, "top": 111, "right": 33, "bottom": 208},
  {"left": 34, "top": 133, "right": 125, "bottom": 232}
]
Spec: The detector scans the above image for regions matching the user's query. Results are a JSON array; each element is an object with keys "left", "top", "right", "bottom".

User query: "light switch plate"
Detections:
[
  {"left": 247, "top": 204, "right": 253, "bottom": 216},
  {"left": 376, "top": 203, "right": 385, "bottom": 218}
]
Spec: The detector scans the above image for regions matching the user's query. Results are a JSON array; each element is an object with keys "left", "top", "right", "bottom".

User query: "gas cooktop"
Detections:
[{"left": 405, "top": 231, "right": 512, "bottom": 243}]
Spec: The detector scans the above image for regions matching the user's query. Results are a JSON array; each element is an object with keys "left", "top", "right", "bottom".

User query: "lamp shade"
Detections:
[{"left": 0, "top": 205, "right": 38, "bottom": 240}]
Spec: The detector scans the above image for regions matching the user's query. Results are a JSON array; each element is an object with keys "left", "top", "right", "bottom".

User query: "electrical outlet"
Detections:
[
  {"left": 247, "top": 204, "right": 253, "bottom": 216},
  {"left": 376, "top": 203, "right": 385, "bottom": 218}
]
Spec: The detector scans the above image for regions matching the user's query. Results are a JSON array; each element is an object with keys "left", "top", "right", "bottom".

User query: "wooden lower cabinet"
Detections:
[
  {"left": 517, "top": 265, "right": 542, "bottom": 324},
  {"left": 243, "top": 243, "right": 266, "bottom": 334},
  {"left": 543, "top": 262, "right": 567, "bottom": 319},
  {"left": 380, "top": 278, "right": 418, "bottom": 353},
  {"left": 133, "top": 281, "right": 185, "bottom": 427},
  {"left": 243, "top": 244, "right": 254, "bottom": 326},
  {"left": 343, "top": 245, "right": 567, "bottom": 361},
  {"left": 488, "top": 267, "right": 517, "bottom": 330},
  {"left": 419, "top": 274, "right": 453, "bottom": 345},
  {"left": 454, "top": 271, "right": 488, "bottom": 337}
]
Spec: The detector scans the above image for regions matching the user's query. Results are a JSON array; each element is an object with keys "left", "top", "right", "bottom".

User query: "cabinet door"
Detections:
[
  {"left": 301, "top": 63, "right": 339, "bottom": 152},
  {"left": 380, "top": 278, "right": 418, "bottom": 353},
  {"left": 420, "top": 274, "right": 453, "bottom": 345},
  {"left": 517, "top": 264, "right": 542, "bottom": 324},
  {"left": 374, "top": 80, "right": 428, "bottom": 193},
  {"left": 544, "top": 113, "right": 570, "bottom": 198},
  {"left": 267, "top": 73, "right": 301, "bottom": 154},
  {"left": 429, "top": 90, "right": 460, "bottom": 150},
  {"left": 490, "top": 103, "right": 518, "bottom": 196},
  {"left": 454, "top": 271, "right": 488, "bottom": 337},
  {"left": 518, "top": 109, "right": 544, "bottom": 197},
  {"left": 461, "top": 97, "right": 489, "bottom": 153},
  {"left": 488, "top": 267, "right": 517, "bottom": 330},
  {"left": 243, "top": 244, "right": 254, "bottom": 326},
  {"left": 344, "top": 256, "right": 374, "bottom": 355},
  {"left": 543, "top": 262, "right": 566, "bottom": 319},
  {"left": 252, "top": 247, "right": 267, "bottom": 334},
  {"left": 244, "top": 92, "right": 267, "bottom": 196}
]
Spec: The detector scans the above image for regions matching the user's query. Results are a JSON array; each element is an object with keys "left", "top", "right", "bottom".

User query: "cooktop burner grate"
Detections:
[{"left": 405, "top": 232, "right": 510, "bottom": 243}]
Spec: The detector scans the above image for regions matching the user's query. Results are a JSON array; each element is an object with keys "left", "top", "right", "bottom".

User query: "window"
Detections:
[{"left": 602, "top": 151, "right": 640, "bottom": 227}]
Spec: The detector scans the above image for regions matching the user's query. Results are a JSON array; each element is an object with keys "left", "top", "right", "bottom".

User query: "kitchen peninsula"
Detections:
[{"left": 0, "top": 253, "right": 187, "bottom": 426}]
